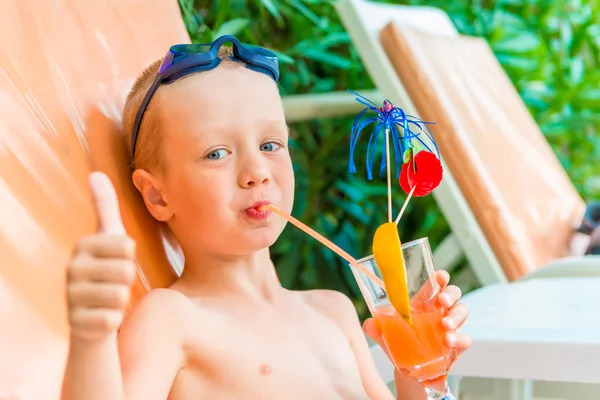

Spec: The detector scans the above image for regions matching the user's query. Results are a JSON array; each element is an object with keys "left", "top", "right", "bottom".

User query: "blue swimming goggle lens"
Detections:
[{"left": 131, "top": 35, "right": 280, "bottom": 158}]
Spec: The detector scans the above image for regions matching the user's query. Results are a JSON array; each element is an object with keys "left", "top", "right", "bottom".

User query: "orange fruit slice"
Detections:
[{"left": 372, "top": 222, "right": 412, "bottom": 325}]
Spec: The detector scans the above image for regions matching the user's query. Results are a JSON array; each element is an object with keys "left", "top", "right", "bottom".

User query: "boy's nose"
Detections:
[
  {"left": 244, "top": 176, "right": 269, "bottom": 187},
  {"left": 238, "top": 164, "right": 271, "bottom": 188}
]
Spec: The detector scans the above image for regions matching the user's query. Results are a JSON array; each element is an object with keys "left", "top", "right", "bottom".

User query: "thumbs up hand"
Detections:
[{"left": 67, "top": 172, "right": 136, "bottom": 340}]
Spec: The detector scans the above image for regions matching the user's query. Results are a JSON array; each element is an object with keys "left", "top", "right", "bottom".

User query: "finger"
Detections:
[
  {"left": 362, "top": 318, "right": 381, "bottom": 340},
  {"left": 439, "top": 285, "right": 462, "bottom": 309},
  {"left": 442, "top": 303, "right": 470, "bottom": 330},
  {"left": 445, "top": 332, "right": 472, "bottom": 355},
  {"left": 414, "top": 270, "right": 451, "bottom": 304},
  {"left": 69, "top": 308, "right": 124, "bottom": 338},
  {"left": 89, "top": 171, "right": 126, "bottom": 235},
  {"left": 363, "top": 318, "right": 390, "bottom": 358},
  {"left": 413, "top": 272, "right": 446, "bottom": 303},
  {"left": 76, "top": 234, "right": 136, "bottom": 259},
  {"left": 435, "top": 270, "right": 450, "bottom": 289},
  {"left": 68, "top": 282, "right": 131, "bottom": 309},
  {"left": 363, "top": 318, "right": 384, "bottom": 345},
  {"left": 68, "top": 257, "right": 136, "bottom": 285}
]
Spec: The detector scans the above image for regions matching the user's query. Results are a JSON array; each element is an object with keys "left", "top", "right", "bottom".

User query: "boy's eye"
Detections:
[
  {"left": 206, "top": 149, "right": 231, "bottom": 160},
  {"left": 260, "top": 142, "right": 281, "bottom": 152}
]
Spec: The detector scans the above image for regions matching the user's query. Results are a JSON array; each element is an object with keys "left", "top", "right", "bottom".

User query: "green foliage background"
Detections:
[{"left": 178, "top": 0, "right": 599, "bottom": 319}]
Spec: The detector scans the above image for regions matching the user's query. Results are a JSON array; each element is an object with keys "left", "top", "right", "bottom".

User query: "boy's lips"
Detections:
[{"left": 245, "top": 200, "right": 272, "bottom": 220}]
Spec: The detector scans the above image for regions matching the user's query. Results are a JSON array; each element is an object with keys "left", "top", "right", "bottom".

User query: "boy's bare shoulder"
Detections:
[
  {"left": 297, "top": 289, "right": 361, "bottom": 335},
  {"left": 131, "top": 287, "right": 194, "bottom": 316},
  {"left": 299, "top": 289, "right": 355, "bottom": 311},
  {"left": 119, "top": 288, "right": 196, "bottom": 337}
]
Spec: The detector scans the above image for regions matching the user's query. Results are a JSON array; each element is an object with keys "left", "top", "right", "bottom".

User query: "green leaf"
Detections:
[
  {"left": 329, "top": 197, "right": 370, "bottom": 224},
  {"left": 177, "top": 0, "right": 194, "bottom": 13},
  {"left": 295, "top": 59, "right": 312, "bottom": 86},
  {"left": 260, "top": 0, "right": 284, "bottom": 24},
  {"left": 496, "top": 54, "right": 539, "bottom": 72},
  {"left": 560, "top": 20, "right": 574, "bottom": 51},
  {"left": 303, "top": 49, "right": 352, "bottom": 69},
  {"left": 287, "top": 0, "right": 323, "bottom": 26},
  {"left": 312, "top": 77, "right": 337, "bottom": 92},
  {"left": 276, "top": 236, "right": 303, "bottom": 287},
  {"left": 196, "top": 25, "right": 213, "bottom": 43},
  {"left": 587, "top": 24, "right": 600, "bottom": 39},
  {"left": 492, "top": 31, "right": 541, "bottom": 54},
  {"left": 497, "top": 0, "right": 524, "bottom": 5},
  {"left": 335, "top": 180, "right": 365, "bottom": 202},
  {"left": 320, "top": 32, "right": 351, "bottom": 49},
  {"left": 212, "top": 18, "right": 250, "bottom": 39},
  {"left": 178, "top": 0, "right": 201, "bottom": 33},
  {"left": 569, "top": 57, "right": 585, "bottom": 85},
  {"left": 578, "top": 89, "right": 600, "bottom": 101},
  {"left": 492, "top": 10, "right": 528, "bottom": 30}
]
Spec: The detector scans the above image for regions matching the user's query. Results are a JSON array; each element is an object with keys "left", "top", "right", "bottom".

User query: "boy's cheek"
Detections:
[{"left": 280, "top": 170, "right": 296, "bottom": 212}]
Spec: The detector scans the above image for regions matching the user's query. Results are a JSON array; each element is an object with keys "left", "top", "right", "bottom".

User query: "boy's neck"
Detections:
[{"left": 174, "top": 247, "right": 281, "bottom": 302}]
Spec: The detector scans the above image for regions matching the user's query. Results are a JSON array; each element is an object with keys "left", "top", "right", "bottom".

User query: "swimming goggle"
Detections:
[{"left": 131, "top": 34, "right": 280, "bottom": 158}]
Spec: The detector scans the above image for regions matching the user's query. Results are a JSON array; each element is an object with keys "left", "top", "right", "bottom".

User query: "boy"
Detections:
[{"left": 61, "top": 36, "right": 470, "bottom": 400}]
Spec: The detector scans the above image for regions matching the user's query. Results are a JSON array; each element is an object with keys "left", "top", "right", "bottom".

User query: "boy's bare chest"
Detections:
[{"left": 172, "top": 302, "right": 368, "bottom": 399}]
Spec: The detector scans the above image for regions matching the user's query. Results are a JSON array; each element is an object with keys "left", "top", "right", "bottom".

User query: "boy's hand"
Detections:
[
  {"left": 363, "top": 270, "right": 471, "bottom": 365},
  {"left": 67, "top": 172, "right": 136, "bottom": 341}
]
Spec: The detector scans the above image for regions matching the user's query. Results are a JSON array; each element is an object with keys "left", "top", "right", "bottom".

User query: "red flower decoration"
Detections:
[{"left": 399, "top": 150, "right": 443, "bottom": 197}]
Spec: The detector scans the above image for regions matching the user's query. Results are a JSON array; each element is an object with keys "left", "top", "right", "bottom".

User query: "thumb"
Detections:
[
  {"left": 88, "top": 171, "right": 126, "bottom": 235},
  {"left": 363, "top": 317, "right": 384, "bottom": 347}
]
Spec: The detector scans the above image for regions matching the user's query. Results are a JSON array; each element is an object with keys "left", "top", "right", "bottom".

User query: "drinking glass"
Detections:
[{"left": 350, "top": 237, "right": 456, "bottom": 399}]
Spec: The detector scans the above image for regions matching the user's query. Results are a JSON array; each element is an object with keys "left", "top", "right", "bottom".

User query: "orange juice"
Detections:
[{"left": 373, "top": 303, "right": 455, "bottom": 384}]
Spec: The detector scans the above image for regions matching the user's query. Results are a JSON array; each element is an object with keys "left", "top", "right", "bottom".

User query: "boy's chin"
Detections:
[
  {"left": 239, "top": 227, "right": 281, "bottom": 251},
  {"left": 246, "top": 230, "right": 280, "bottom": 249}
]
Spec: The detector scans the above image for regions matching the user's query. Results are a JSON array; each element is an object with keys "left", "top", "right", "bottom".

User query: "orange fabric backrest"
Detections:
[
  {"left": 0, "top": 1, "right": 189, "bottom": 398},
  {"left": 379, "top": 23, "right": 586, "bottom": 281}
]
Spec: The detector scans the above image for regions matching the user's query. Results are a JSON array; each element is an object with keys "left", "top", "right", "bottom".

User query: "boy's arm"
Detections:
[
  {"left": 321, "top": 291, "right": 426, "bottom": 400},
  {"left": 61, "top": 172, "right": 134, "bottom": 400},
  {"left": 118, "top": 289, "right": 188, "bottom": 400},
  {"left": 61, "top": 173, "right": 186, "bottom": 400},
  {"left": 62, "top": 290, "right": 187, "bottom": 400},
  {"left": 306, "top": 290, "right": 390, "bottom": 399},
  {"left": 62, "top": 334, "right": 125, "bottom": 400},
  {"left": 391, "top": 371, "right": 428, "bottom": 400}
]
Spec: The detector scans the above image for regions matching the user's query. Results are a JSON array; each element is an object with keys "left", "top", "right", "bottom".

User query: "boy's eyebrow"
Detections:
[{"left": 263, "top": 120, "right": 290, "bottom": 136}]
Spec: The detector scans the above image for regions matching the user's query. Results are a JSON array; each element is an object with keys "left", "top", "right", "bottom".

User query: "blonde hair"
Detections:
[{"left": 122, "top": 47, "right": 241, "bottom": 173}]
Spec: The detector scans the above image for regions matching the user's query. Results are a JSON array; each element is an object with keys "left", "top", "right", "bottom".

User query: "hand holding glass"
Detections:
[{"left": 350, "top": 238, "right": 456, "bottom": 400}]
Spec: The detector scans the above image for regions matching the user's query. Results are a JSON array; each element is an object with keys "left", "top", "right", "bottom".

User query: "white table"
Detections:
[{"left": 452, "top": 277, "right": 600, "bottom": 385}]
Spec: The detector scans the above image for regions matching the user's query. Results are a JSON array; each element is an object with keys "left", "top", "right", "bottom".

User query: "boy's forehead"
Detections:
[
  {"left": 164, "top": 66, "right": 276, "bottom": 97},
  {"left": 156, "top": 69, "right": 286, "bottom": 138},
  {"left": 158, "top": 67, "right": 285, "bottom": 125}
]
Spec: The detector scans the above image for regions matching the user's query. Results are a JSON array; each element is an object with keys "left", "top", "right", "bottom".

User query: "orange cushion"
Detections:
[
  {"left": 379, "top": 22, "right": 585, "bottom": 281},
  {"left": 0, "top": 1, "right": 188, "bottom": 398}
]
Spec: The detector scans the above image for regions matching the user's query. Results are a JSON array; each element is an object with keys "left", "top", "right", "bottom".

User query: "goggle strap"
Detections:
[
  {"left": 162, "top": 57, "right": 221, "bottom": 82},
  {"left": 245, "top": 64, "right": 277, "bottom": 81},
  {"left": 131, "top": 75, "right": 161, "bottom": 157}
]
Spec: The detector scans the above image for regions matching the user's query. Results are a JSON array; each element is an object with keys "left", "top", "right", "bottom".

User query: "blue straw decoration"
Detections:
[{"left": 348, "top": 90, "right": 439, "bottom": 180}]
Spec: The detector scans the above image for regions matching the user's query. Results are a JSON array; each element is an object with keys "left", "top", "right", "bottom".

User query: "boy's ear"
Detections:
[{"left": 131, "top": 169, "right": 173, "bottom": 222}]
